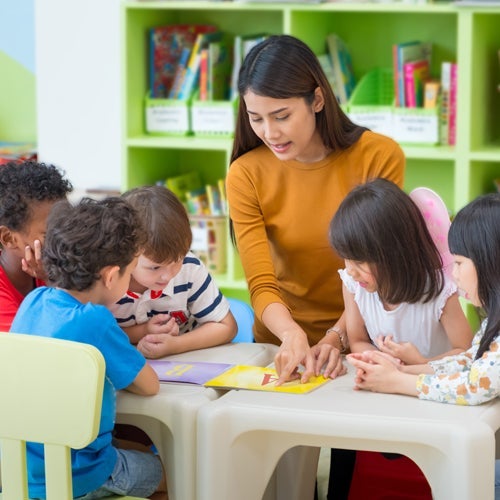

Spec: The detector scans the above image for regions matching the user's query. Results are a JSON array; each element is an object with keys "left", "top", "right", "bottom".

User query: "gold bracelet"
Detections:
[{"left": 325, "top": 326, "right": 348, "bottom": 354}]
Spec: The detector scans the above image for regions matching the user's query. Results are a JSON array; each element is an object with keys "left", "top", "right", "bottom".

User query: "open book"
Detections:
[
  {"left": 147, "top": 360, "right": 233, "bottom": 385},
  {"left": 204, "top": 365, "right": 330, "bottom": 394}
]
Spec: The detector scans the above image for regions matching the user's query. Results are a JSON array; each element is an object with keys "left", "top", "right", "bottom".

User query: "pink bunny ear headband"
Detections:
[{"left": 409, "top": 187, "right": 453, "bottom": 280}]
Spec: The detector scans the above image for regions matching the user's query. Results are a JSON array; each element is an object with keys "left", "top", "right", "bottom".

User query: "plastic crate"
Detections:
[
  {"left": 144, "top": 92, "right": 190, "bottom": 136},
  {"left": 191, "top": 97, "right": 237, "bottom": 137},
  {"left": 189, "top": 215, "right": 227, "bottom": 274},
  {"left": 346, "top": 68, "right": 439, "bottom": 145},
  {"left": 346, "top": 68, "right": 394, "bottom": 138}
]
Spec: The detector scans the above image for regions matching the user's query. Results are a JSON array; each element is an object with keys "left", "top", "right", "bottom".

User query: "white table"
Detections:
[
  {"left": 116, "top": 342, "right": 278, "bottom": 500},
  {"left": 197, "top": 364, "right": 500, "bottom": 500}
]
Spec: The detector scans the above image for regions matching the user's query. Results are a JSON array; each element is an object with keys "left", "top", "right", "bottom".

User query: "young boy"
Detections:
[
  {"left": 110, "top": 185, "right": 237, "bottom": 358},
  {"left": 10, "top": 197, "right": 167, "bottom": 500},
  {"left": 0, "top": 160, "right": 73, "bottom": 331}
]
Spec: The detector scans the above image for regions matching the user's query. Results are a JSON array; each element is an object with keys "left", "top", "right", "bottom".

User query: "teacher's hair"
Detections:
[
  {"left": 448, "top": 192, "right": 500, "bottom": 359},
  {"left": 230, "top": 34, "right": 366, "bottom": 163}
]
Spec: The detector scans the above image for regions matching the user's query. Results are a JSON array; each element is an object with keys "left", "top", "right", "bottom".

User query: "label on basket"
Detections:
[
  {"left": 191, "top": 226, "right": 209, "bottom": 252},
  {"left": 146, "top": 104, "right": 189, "bottom": 133},
  {"left": 392, "top": 113, "right": 439, "bottom": 144},
  {"left": 348, "top": 110, "right": 393, "bottom": 138},
  {"left": 191, "top": 106, "right": 235, "bottom": 134}
]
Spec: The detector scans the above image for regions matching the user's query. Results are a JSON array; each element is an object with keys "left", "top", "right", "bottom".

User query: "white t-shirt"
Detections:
[
  {"left": 111, "top": 251, "right": 229, "bottom": 333},
  {"left": 339, "top": 268, "right": 457, "bottom": 358}
]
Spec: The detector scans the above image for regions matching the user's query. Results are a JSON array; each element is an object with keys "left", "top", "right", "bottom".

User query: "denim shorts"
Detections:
[{"left": 75, "top": 448, "right": 163, "bottom": 499}]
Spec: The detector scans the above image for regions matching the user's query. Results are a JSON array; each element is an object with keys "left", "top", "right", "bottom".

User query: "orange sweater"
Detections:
[{"left": 226, "top": 131, "right": 405, "bottom": 346}]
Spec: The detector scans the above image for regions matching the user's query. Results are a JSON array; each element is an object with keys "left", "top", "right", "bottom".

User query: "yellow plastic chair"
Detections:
[{"left": 0, "top": 332, "right": 144, "bottom": 500}]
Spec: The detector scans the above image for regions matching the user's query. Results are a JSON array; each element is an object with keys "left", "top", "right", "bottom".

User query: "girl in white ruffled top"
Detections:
[{"left": 329, "top": 178, "right": 473, "bottom": 365}]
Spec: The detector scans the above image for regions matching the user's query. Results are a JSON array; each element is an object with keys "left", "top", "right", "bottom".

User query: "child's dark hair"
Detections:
[
  {"left": 122, "top": 185, "right": 192, "bottom": 263},
  {"left": 329, "top": 178, "right": 444, "bottom": 305},
  {"left": 0, "top": 160, "right": 73, "bottom": 231},
  {"left": 448, "top": 192, "right": 500, "bottom": 359},
  {"left": 43, "top": 197, "right": 146, "bottom": 291}
]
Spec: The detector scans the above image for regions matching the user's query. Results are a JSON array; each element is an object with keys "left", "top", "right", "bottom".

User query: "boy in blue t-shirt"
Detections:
[{"left": 11, "top": 197, "right": 167, "bottom": 499}]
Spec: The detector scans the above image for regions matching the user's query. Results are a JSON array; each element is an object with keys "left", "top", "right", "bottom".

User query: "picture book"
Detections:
[
  {"left": 147, "top": 360, "right": 233, "bottom": 384},
  {"left": 392, "top": 41, "right": 432, "bottom": 107},
  {"left": 403, "top": 59, "right": 430, "bottom": 108},
  {"left": 149, "top": 24, "right": 218, "bottom": 98},
  {"left": 165, "top": 171, "right": 203, "bottom": 203},
  {"left": 326, "top": 34, "right": 356, "bottom": 105},
  {"left": 204, "top": 365, "right": 331, "bottom": 394}
]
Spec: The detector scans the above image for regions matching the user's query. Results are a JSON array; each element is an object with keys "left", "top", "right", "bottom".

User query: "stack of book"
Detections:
[{"left": 150, "top": 24, "right": 228, "bottom": 101}]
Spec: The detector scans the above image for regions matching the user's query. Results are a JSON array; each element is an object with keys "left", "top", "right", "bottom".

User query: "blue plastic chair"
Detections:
[{"left": 227, "top": 298, "right": 255, "bottom": 343}]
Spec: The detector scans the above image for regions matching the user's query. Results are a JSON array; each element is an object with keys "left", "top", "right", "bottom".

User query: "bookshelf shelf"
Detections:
[{"left": 122, "top": 1, "right": 500, "bottom": 297}]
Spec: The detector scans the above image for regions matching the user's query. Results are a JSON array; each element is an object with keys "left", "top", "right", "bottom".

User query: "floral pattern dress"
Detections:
[{"left": 417, "top": 320, "right": 500, "bottom": 405}]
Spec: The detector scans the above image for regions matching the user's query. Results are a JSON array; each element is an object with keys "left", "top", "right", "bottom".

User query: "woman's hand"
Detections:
[
  {"left": 310, "top": 342, "right": 347, "bottom": 379},
  {"left": 274, "top": 329, "right": 314, "bottom": 386}
]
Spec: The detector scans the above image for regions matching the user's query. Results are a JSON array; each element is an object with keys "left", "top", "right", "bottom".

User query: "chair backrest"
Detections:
[
  {"left": 228, "top": 298, "right": 255, "bottom": 343},
  {"left": 0, "top": 332, "right": 105, "bottom": 500}
]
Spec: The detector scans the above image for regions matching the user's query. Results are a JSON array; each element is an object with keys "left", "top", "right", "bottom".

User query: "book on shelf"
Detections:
[
  {"left": 423, "top": 80, "right": 441, "bottom": 109},
  {"left": 392, "top": 40, "right": 432, "bottom": 107},
  {"left": 177, "top": 30, "right": 222, "bottom": 101},
  {"left": 168, "top": 47, "right": 191, "bottom": 99},
  {"left": 439, "top": 61, "right": 455, "bottom": 146},
  {"left": 205, "top": 184, "right": 223, "bottom": 215},
  {"left": 208, "top": 40, "right": 231, "bottom": 101},
  {"left": 198, "top": 48, "right": 209, "bottom": 101},
  {"left": 165, "top": 171, "right": 203, "bottom": 203},
  {"left": 317, "top": 53, "right": 339, "bottom": 99},
  {"left": 325, "top": 33, "right": 356, "bottom": 106},
  {"left": 149, "top": 24, "right": 218, "bottom": 99},
  {"left": 448, "top": 62, "right": 458, "bottom": 146},
  {"left": 147, "top": 360, "right": 233, "bottom": 384},
  {"left": 403, "top": 59, "right": 430, "bottom": 108},
  {"left": 217, "top": 178, "right": 227, "bottom": 215},
  {"left": 0, "top": 141, "right": 37, "bottom": 165},
  {"left": 230, "top": 33, "right": 268, "bottom": 101},
  {"left": 204, "top": 365, "right": 331, "bottom": 394}
]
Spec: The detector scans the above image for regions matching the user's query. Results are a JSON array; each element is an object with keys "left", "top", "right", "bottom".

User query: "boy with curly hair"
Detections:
[
  {"left": 0, "top": 160, "right": 73, "bottom": 331},
  {"left": 10, "top": 197, "right": 167, "bottom": 499}
]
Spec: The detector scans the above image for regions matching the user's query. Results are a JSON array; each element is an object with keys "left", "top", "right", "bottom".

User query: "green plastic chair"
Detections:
[{"left": 0, "top": 332, "right": 145, "bottom": 500}]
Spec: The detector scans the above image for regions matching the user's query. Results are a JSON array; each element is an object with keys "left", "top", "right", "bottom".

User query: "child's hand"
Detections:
[
  {"left": 137, "top": 333, "right": 176, "bottom": 359},
  {"left": 22, "top": 240, "right": 47, "bottom": 281},
  {"left": 346, "top": 350, "right": 402, "bottom": 393},
  {"left": 374, "top": 335, "right": 425, "bottom": 365},
  {"left": 310, "top": 343, "right": 347, "bottom": 379},
  {"left": 147, "top": 315, "right": 179, "bottom": 336}
]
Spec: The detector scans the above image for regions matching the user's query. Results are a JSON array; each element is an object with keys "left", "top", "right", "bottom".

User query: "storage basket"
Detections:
[
  {"left": 189, "top": 215, "right": 227, "bottom": 274},
  {"left": 144, "top": 92, "right": 190, "bottom": 136},
  {"left": 191, "top": 97, "right": 237, "bottom": 137}
]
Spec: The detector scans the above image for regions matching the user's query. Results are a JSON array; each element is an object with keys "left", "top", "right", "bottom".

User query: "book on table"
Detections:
[
  {"left": 147, "top": 360, "right": 233, "bottom": 384},
  {"left": 204, "top": 365, "right": 331, "bottom": 394}
]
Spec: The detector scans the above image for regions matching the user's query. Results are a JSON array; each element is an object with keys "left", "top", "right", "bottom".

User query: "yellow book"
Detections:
[{"left": 204, "top": 365, "right": 330, "bottom": 394}]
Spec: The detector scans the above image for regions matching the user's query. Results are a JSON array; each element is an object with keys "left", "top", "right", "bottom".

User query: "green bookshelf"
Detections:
[{"left": 121, "top": 1, "right": 500, "bottom": 298}]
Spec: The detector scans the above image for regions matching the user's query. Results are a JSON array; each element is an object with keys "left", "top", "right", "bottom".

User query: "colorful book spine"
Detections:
[
  {"left": 168, "top": 46, "right": 191, "bottom": 99},
  {"left": 440, "top": 61, "right": 452, "bottom": 146},
  {"left": 423, "top": 80, "right": 441, "bottom": 109},
  {"left": 326, "top": 33, "right": 356, "bottom": 105},
  {"left": 403, "top": 59, "right": 430, "bottom": 108},
  {"left": 448, "top": 63, "right": 458, "bottom": 146},
  {"left": 199, "top": 48, "right": 209, "bottom": 101}
]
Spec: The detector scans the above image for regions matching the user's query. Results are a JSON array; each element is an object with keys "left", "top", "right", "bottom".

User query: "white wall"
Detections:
[{"left": 35, "top": 0, "right": 121, "bottom": 190}]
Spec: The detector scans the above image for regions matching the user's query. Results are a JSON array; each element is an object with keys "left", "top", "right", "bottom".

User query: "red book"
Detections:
[{"left": 198, "top": 48, "right": 209, "bottom": 101}]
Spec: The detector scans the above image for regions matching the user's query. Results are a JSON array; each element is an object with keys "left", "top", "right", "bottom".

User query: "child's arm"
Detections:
[
  {"left": 125, "top": 362, "right": 160, "bottom": 396},
  {"left": 435, "top": 291, "right": 474, "bottom": 359},
  {"left": 343, "top": 284, "right": 377, "bottom": 353},
  {"left": 137, "top": 311, "right": 237, "bottom": 359}
]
